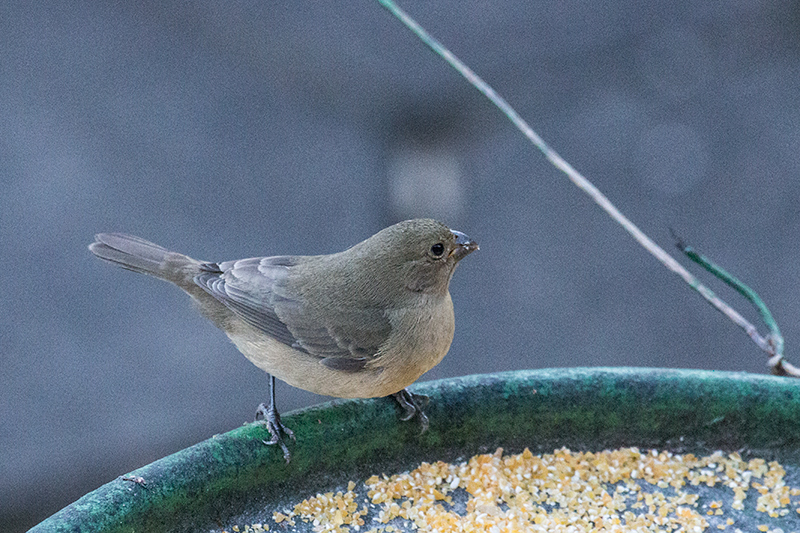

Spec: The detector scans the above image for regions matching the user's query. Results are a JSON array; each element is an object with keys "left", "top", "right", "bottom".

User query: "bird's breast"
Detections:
[{"left": 371, "top": 292, "right": 456, "bottom": 393}]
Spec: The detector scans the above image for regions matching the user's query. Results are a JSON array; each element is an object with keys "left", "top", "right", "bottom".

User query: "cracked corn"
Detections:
[{"left": 225, "top": 447, "right": 800, "bottom": 533}]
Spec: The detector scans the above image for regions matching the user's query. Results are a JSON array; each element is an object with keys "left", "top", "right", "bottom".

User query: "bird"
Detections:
[{"left": 89, "top": 218, "right": 478, "bottom": 461}]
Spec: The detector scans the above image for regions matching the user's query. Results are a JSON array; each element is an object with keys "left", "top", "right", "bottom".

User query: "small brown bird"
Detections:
[{"left": 89, "top": 219, "right": 478, "bottom": 461}]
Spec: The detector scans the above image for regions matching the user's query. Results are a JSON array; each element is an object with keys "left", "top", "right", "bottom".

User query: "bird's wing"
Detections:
[{"left": 193, "top": 256, "right": 390, "bottom": 370}]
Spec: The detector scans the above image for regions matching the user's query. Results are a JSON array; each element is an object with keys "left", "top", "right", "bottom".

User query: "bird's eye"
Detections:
[{"left": 430, "top": 243, "right": 445, "bottom": 257}]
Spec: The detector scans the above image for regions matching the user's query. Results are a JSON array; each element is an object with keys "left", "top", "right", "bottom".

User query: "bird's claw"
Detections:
[
  {"left": 391, "top": 389, "right": 430, "bottom": 433},
  {"left": 255, "top": 402, "right": 295, "bottom": 463}
]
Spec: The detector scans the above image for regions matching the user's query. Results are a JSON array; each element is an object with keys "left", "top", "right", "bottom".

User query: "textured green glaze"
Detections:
[{"left": 31, "top": 368, "right": 800, "bottom": 532}]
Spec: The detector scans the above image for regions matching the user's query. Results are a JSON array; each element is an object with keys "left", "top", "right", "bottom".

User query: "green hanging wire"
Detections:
[{"left": 672, "top": 232, "right": 784, "bottom": 358}]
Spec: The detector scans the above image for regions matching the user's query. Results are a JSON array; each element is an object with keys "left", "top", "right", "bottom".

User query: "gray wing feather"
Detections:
[
  {"left": 194, "top": 259, "right": 300, "bottom": 348},
  {"left": 193, "top": 256, "right": 389, "bottom": 362}
]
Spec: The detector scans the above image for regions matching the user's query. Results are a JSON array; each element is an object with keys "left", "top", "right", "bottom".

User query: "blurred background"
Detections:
[{"left": 3, "top": 1, "right": 799, "bottom": 530}]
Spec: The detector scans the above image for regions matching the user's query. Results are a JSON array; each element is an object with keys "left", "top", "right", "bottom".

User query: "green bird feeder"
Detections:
[{"left": 30, "top": 368, "right": 800, "bottom": 532}]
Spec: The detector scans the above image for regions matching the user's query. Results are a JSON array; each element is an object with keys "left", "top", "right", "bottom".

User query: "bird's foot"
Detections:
[
  {"left": 391, "top": 389, "right": 430, "bottom": 433},
  {"left": 255, "top": 402, "right": 296, "bottom": 463}
]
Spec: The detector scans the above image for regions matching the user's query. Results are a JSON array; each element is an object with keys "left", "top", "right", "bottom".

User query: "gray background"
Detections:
[{"left": 3, "top": 1, "right": 799, "bottom": 530}]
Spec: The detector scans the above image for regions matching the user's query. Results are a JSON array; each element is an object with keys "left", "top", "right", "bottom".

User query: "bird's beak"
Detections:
[{"left": 450, "top": 230, "right": 479, "bottom": 261}]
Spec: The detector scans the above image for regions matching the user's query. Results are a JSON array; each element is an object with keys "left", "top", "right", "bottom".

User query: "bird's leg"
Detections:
[
  {"left": 255, "top": 375, "right": 295, "bottom": 463},
  {"left": 391, "top": 388, "right": 430, "bottom": 433}
]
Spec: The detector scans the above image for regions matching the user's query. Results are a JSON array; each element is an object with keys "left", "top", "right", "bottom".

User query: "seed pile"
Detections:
[{"left": 224, "top": 447, "right": 800, "bottom": 533}]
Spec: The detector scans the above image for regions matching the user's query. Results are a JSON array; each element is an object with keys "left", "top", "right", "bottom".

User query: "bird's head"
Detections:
[{"left": 354, "top": 218, "right": 478, "bottom": 297}]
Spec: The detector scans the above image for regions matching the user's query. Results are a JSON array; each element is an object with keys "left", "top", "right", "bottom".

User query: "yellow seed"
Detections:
[{"left": 216, "top": 447, "right": 800, "bottom": 533}]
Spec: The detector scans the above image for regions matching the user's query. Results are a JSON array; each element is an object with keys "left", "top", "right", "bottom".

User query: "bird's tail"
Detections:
[{"left": 89, "top": 233, "right": 202, "bottom": 288}]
